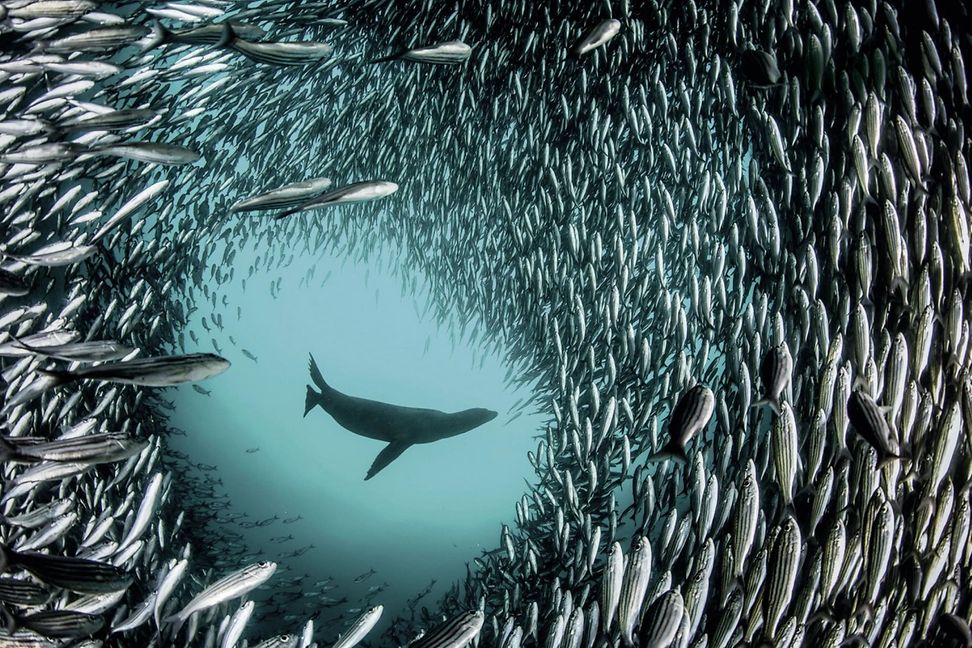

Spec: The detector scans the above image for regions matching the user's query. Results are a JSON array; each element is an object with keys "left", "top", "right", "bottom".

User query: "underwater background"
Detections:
[{"left": 168, "top": 239, "right": 543, "bottom": 638}]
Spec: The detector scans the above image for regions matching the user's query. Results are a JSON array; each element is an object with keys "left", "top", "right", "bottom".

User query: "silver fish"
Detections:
[
  {"left": 574, "top": 19, "right": 621, "bottom": 56},
  {"left": 277, "top": 180, "right": 399, "bottom": 218},
  {"left": 369, "top": 40, "right": 471, "bottom": 65},
  {"left": 39, "top": 352, "right": 230, "bottom": 387},
  {"left": 230, "top": 177, "right": 334, "bottom": 213},
  {"left": 166, "top": 561, "right": 276, "bottom": 627}
]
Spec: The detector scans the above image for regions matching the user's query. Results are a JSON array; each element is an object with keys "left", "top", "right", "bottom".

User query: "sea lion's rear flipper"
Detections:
[
  {"left": 307, "top": 353, "right": 329, "bottom": 391},
  {"left": 304, "top": 385, "right": 322, "bottom": 418},
  {"left": 365, "top": 441, "right": 411, "bottom": 480}
]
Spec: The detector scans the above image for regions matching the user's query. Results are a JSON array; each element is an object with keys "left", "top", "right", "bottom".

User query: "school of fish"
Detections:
[{"left": 1, "top": 0, "right": 971, "bottom": 646}]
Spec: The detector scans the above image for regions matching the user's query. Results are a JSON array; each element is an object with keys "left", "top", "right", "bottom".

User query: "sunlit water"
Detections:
[{"left": 166, "top": 236, "right": 543, "bottom": 635}]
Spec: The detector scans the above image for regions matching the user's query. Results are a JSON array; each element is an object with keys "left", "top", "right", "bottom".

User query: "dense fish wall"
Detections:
[{"left": 1, "top": 0, "right": 971, "bottom": 646}]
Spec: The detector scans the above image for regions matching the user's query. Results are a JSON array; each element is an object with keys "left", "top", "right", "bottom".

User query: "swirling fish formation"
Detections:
[{"left": 0, "top": 0, "right": 970, "bottom": 647}]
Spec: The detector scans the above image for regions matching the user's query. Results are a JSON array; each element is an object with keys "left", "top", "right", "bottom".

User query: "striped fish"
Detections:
[
  {"left": 116, "top": 473, "right": 163, "bottom": 553},
  {"left": 410, "top": 610, "right": 484, "bottom": 648},
  {"left": 110, "top": 592, "right": 156, "bottom": 634},
  {"left": 57, "top": 109, "right": 157, "bottom": 132},
  {"left": 770, "top": 402, "right": 799, "bottom": 506},
  {"left": 894, "top": 115, "right": 923, "bottom": 185},
  {"left": 886, "top": 334, "right": 909, "bottom": 424},
  {"left": 141, "top": 19, "right": 266, "bottom": 50},
  {"left": 276, "top": 181, "right": 399, "bottom": 219},
  {"left": 929, "top": 401, "right": 961, "bottom": 493},
  {"left": 11, "top": 609, "right": 104, "bottom": 639},
  {"left": 0, "top": 331, "right": 80, "bottom": 358},
  {"left": 0, "top": 244, "right": 95, "bottom": 267},
  {"left": 1, "top": 498, "right": 74, "bottom": 529},
  {"left": 542, "top": 614, "right": 565, "bottom": 648},
  {"left": 711, "top": 589, "right": 742, "bottom": 648},
  {"left": 0, "top": 544, "right": 132, "bottom": 594},
  {"left": 682, "top": 540, "right": 713, "bottom": 637},
  {"left": 638, "top": 590, "right": 683, "bottom": 647},
  {"left": 0, "top": 577, "right": 51, "bottom": 606},
  {"left": 231, "top": 38, "right": 333, "bottom": 66},
  {"left": 93, "top": 142, "right": 201, "bottom": 166},
  {"left": 650, "top": 385, "right": 714, "bottom": 462},
  {"left": 808, "top": 466, "right": 834, "bottom": 536},
  {"left": 921, "top": 537, "right": 951, "bottom": 598},
  {"left": 38, "top": 352, "right": 230, "bottom": 387},
  {"left": 763, "top": 517, "right": 802, "bottom": 640},
  {"left": 230, "top": 177, "right": 333, "bottom": 213},
  {"left": 219, "top": 600, "right": 254, "bottom": 648},
  {"left": 39, "top": 25, "right": 146, "bottom": 53},
  {"left": 864, "top": 497, "right": 894, "bottom": 604},
  {"left": 847, "top": 390, "right": 904, "bottom": 462},
  {"left": 732, "top": 460, "right": 759, "bottom": 577},
  {"left": 369, "top": 40, "right": 471, "bottom": 65},
  {"left": 0, "top": 433, "right": 147, "bottom": 465},
  {"left": 14, "top": 512, "right": 77, "bottom": 551},
  {"left": 618, "top": 536, "right": 652, "bottom": 647},
  {"left": 41, "top": 60, "right": 120, "bottom": 78},
  {"left": 820, "top": 520, "right": 846, "bottom": 604},
  {"left": 600, "top": 542, "right": 624, "bottom": 634},
  {"left": 333, "top": 605, "right": 383, "bottom": 648},
  {"left": 0, "top": 268, "right": 29, "bottom": 296},
  {"left": 938, "top": 613, "right": 972, "bottom": 647},
  {"left": 5, "top": 1, "right": 95, "bottom": 19},
  {"left": 753, "top": 343, "right": 792, "bottom": 414},
  {"left": 166, "top": 561, "right": 276, "bottom": 628},
  {"left": 562, "top": 611, "right": 582, "bottom": 648},
  {"left": 6, "top": 337, "right": 134, "bottom": 362}
]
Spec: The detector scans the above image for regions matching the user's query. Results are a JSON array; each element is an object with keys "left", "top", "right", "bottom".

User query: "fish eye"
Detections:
[{"left": 258, "top": 561, "right": 270, "bottom": 567}]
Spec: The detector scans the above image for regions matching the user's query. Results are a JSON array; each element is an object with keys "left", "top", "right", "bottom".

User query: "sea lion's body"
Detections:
[{"left": 304, "top": 354, "right": 497, "bottom": 479}]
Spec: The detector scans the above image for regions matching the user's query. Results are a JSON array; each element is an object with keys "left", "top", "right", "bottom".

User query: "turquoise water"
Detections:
[{"left": 167, "top": 237, "right": 543, "bottom": 635}]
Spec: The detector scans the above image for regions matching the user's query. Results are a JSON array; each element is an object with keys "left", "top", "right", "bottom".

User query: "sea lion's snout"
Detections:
[{"left": 473, "top": 408, "right": 498, "bottom": 424}]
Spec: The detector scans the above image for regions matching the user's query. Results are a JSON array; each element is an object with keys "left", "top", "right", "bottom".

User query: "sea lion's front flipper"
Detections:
[{"left": 365, "top": 441, "right": 411, "bottom": 480}]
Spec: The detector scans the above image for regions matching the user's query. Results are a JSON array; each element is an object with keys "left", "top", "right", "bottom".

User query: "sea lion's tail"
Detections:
[
  {"left": 304, "top": 385, "right": 322, "bottom": 418},
  {"left": 305, "top": 354, "right": 330, "bottom": 417}
]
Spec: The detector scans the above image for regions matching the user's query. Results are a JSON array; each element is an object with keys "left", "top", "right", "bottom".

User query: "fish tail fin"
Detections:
[
  {"left": 8, "top": 334, "right": 45, "bottom": 358},
  {"left": 0, "top": 436, "right": 20, "bottom": 463},
  {"left": 0, "top": 605, "right": 18, "bottom": 634},
  {"left": 35, "top": 367, "right": 74, "bottom": 386},
  {"left": 365, "top": 53, "right": 400, "bottom": 64},
  {"left": 0, "top": 543, "right": 14, "bottom": 573},
  {"left": 304, "top": 385, "right": 322, "bottom": 418},
  {"left": 139, "top": 19, "right": 171, "bottom": 52},
  {"left": 877, "top": 451, "right": 907, "bottom": 471},
  {"left": 889, "top": 277, "right": 909, "bottom": 301},
  {"left": 307, "top": 353, "right": 329, "bottom": 391},
  {"left": 215, "top": 22, "right": 237, "bottom": 49},
  {"left": 751, "top": 398, "right": 781, "bottom": 416},
  {"left": 164, "top": 613, "right": 186, "bottom": 637},
  {"left": 646, "top": 442, "right": 688, "bottom": 465}
]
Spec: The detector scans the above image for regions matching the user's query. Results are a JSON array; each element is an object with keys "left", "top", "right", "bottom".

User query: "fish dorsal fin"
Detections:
[{"left": 365, "top": 441, "right": 411, "bottom": 480}]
